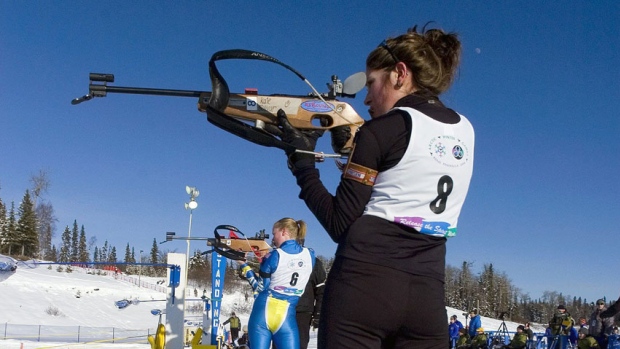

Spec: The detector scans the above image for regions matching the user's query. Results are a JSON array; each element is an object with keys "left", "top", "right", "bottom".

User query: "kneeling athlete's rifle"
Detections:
[
  {"left": 166, "top": 225, "right": 271, "bottom": 261},
  {"left": 72, "top": 49, "right": 366, "bottom": 156}
]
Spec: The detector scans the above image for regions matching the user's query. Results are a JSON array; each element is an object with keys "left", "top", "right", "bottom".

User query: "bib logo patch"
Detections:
[{"left": 428, "top": 135, "right": 471, "bottom": 167}]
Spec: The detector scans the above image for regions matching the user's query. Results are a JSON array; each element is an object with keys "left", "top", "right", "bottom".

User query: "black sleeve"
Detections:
[
  {"left": 312, "top": 259, "right": 327, "bottom": 316},
  {"left": 600, "top": 296, "right": 620, "bottom": 318},
  {"left": 293, "top": 111, "right": 409, "bottom": 242}
]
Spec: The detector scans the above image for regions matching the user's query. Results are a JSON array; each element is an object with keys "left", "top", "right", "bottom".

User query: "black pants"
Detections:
[
  {"left": 296, "top": 312, "right": 313, "bottom": 349},
  {"left": 230, "top": 327, "right": 240, "bottom": 341},
  {"left": 596, "top": 335, "right": 608, "bottom": 349},
  {"left": 318, "top": 257, "right": 447, "bottom": 349}
]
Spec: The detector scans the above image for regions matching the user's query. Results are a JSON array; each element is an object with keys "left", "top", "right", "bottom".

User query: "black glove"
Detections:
[
  {"left": 330, "top": 125, "right": 352, "bottom": 154},
  {"left": 311, "top": 313, "right": 320, "bottom": 329},
  {"left": 276, "top": 109, "right": 324, "bottom": 172}
]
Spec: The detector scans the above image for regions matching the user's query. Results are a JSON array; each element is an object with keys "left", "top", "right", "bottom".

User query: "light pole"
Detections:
[
  {"left": 184, "top": 186, "right": 199, "bottom": 289},
  {"left": 138, "top": 249, "right": 143, "bottom": 288}
]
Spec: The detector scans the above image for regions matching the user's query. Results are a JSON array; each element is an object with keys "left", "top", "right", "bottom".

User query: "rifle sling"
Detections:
[{"left": 205, "top": 105, "right": 295, "bottom": 152}]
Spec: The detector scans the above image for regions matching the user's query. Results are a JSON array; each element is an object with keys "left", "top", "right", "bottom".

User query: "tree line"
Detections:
[
  {"left": 445, "top": 261, "right": 617, "bottom": 326},
  {"left": 0, "top": 172, "right": 168, "bottom": 277}
]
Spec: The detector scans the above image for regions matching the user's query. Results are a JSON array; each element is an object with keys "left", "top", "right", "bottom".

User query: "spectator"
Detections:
[
  {"left": 544, "top": 326, "right": 553, "bottom": 349},
  {"left": 294, "top": 248, "right": 327, "bottom": 349},
  {"left": 578, "top": 327, "right": 600, "bottom": 349},
  {"left": 589, "top": 298, "right": 616, "bottom": 349},
  {"left": 599, "top": 295, "right": 620, "bottom": 318},
  {"left": 468, "top": 309, "right": 482, "bottom": 338},
  {"left": 549, "top": 304, "right": 574, "bottom": 335},
  {"left": 456, "top": 327, "right": 471, "bottom": 349},
  {"left": 450, "top": 315, "right": 465, "bottom": 347},
  {"left": 470, "top": 328, "right": 488, "bottom": 349},
  {"left": 238, "top": 325, "right": 249, "bottom": 348},
  {"left": 502, "top": 325, "right": 527, "bottom": 349},
  {"left": 523, "top": 322, "right": 534, "bottom": 341},
  {"left": 222, "top": 312, "right": 241, "bottom": 344},
  {"left": 579, "top": 317, "right": 589, "bottom": 329},
  {"left": 523, "top": 322, "right": 535, "bottom": 349},
  {"left": 569, "top": 326, "right": 579, "bottom": 347},
  {"left": 599, "top": 295, "right": 620, "bottom": 349}
]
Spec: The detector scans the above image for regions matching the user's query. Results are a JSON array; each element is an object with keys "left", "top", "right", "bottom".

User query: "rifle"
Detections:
[
  {"left": 166, "top": 225, "right": 271, "bottom": 261},
  {"left": 72, "top": 49, "right": 366, "bottom": 156}
]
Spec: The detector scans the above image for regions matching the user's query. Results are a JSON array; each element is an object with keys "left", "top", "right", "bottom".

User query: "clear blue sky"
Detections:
[{"left": 1, "top": 1, "right": 618, "bottom": 304}]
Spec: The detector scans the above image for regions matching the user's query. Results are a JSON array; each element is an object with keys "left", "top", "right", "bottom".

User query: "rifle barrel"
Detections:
[
  {"left": 90, "top": 84, "right": 208, "bottom": 98},
  {"left": 168, "top": 236, "right": 214, "bottom": 241}
]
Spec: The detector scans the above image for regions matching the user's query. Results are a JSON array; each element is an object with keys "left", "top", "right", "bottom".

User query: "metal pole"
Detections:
[
  {"left": 184, "top": 186, "right": 199, "bottom": 290},
  {"left": 185, "top": 209, "right": 193, "bottom": 287}
]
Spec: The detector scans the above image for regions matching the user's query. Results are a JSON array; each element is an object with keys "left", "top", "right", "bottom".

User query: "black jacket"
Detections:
[{"left": 295, "top": 258, "right": 327, "bottom": 315}]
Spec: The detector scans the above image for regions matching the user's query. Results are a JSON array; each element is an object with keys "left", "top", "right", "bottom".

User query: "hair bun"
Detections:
[{"left": 425, "top": 29, "right": 459, "bottom": 59}]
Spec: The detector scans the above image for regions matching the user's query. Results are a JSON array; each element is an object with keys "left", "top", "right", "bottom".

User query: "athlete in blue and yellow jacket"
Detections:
[{"left": 239, "top": 217, "right": 315, "bottom": 349}]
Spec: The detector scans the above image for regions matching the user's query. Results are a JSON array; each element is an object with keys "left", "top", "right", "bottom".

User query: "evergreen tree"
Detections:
[
  {"left": 0, "top": 197, "right": 7, "bottom": 253},
  {"left": 124, "top": 243, "right": 132, "bottom": 263},
  {"left": 93, "top": 246, "right": 99, "bottom": 267},
  {"left": 188, "top": 248, "right": 210, "bottom": 282},
  {"left": 49, "top": 244, "right": 58, "bottom": 262},
  {"left": 150, "top": 238, "right": 159, "bottom": 264},
  {"left": 108, "top": 246, "right": 117, "bottom": 263},
  {"left": 100, "top": 241, "right": 109, "bottom": 264},
  {"left": 16, "top": 190, "right": 38, "bottom": 257},
  {"left": 70, "top": 220, "right": 79, "bottom": 260},
  {"left": 123, "top": 243, "right": 134, "bottom": 274},
  {"left": 458, "top": 261, "right": 475, "bottom": 312},
  {"left": 150, "top": 238, "right": 160, "bottom": 276},
  {"left": 78, "top": 225, "right": 89, "bottom": 263},
  {"left": 59, "top": 226, "right": 71, "bottom": 262},
  {"left": 479, "top": 263, "right": 495, "bottom": 315},
  {"left": 496, "top": 272, "right": 514, "bottom": 318},
  {"left": 6, "top": 202, "right": 17, "bottom": 255}
]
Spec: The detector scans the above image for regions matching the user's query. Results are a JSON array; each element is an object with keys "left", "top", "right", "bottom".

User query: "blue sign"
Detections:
[{"left": 210, "top": 250, "right": 227, "bottom": 345}]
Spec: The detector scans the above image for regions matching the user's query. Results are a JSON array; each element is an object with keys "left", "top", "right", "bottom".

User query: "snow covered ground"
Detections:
[{"left": 0, "top": 260, "right": 539, "bottom": 349}]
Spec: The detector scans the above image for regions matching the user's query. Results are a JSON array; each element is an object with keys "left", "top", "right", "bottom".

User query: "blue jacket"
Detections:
[
  {"left": 449, "top": 320, "right": 464, "bottom": 339},
  {"left": 568, "top": 327, "right": 578, "bottom": 345},
  {"left": 469, "top": 315, "right": 481, "bottom": 338}
]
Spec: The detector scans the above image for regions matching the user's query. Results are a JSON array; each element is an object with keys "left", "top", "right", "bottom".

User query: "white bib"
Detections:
[
  {"left": 269, "top": 248, "right": 313, "bottom": 297},
  {"left": 364, "top": 107, "right": 475, "bottom": 237}
]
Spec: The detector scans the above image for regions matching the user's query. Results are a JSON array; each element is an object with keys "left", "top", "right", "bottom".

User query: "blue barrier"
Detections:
[
  {"left": 487, "top": 331, "right": 511, "bottom": 347},
  {"left": 608, "top": 335, "right": 620, "bottom": 349},
  {"left": 534, "top": 335, "right": 571, "bottom": 349}
]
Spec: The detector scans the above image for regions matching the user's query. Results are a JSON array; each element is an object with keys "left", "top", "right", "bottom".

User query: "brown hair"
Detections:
[
  {"left": 273, "top": 217, "right": 307, "bottom": 241},
  {"left": 366, "top": 24, "right": 461, "bottom": 95}
]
